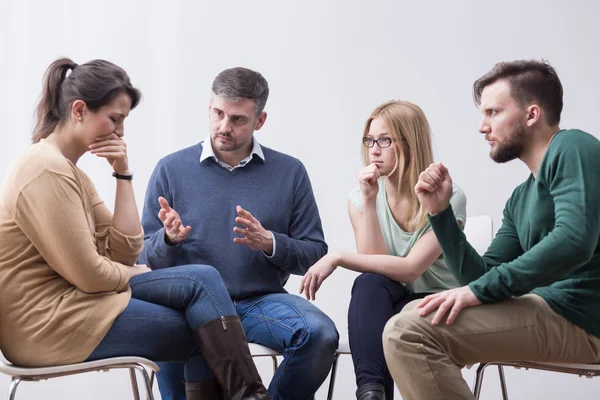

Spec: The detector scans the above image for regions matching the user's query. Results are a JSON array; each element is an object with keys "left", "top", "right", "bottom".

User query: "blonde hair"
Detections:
[{"left": 361, "top": 100, "right": 434, "bottom": 231}]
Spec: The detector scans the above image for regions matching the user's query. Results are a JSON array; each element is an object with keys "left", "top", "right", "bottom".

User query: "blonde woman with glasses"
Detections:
[{"left": 300, "top": 100, "right": 467, "bottom": 400}]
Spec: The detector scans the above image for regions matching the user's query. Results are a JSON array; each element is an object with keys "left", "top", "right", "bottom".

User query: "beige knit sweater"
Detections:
[{"left": 0, "top": 140, "right": 143, "bottom": 367}]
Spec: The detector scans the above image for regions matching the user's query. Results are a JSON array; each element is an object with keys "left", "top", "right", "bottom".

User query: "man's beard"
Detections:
[
  {"left": 490, "top": 122, "right": 528, "bottom": 163},
  {"left": 212, "top": 133, "right": 242, "bottom": 152}
]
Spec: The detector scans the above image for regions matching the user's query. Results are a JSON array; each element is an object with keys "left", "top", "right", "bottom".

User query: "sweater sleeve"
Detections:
[
  {"left": 87, "top": 177, "right": 144, "bottom": 266},
  {"left": 14, "top": 171, "right": 132, "bottom": 293},
  {"left": 268, "top": 162, "right": 328, "bottom": 275},
  {"left": 469, "top": 134, "right": 600, "bottom": 302},
  {"left": 428, "top": 203, "right": 525, "bottom": 286},
  {"left": 138, "top": 160, "right": 183, "bottom": 269}
]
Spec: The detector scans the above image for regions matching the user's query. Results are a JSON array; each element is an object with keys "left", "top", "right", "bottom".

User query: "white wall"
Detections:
[{"left": 2, "top": 0, "right": 600, "bottom": 398}]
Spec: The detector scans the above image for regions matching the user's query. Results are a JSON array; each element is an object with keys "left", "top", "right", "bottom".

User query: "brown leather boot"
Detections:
[
  {"left": 194, "top": 316, "right": 270, "bottom": 400},
  {"left": 185, "top": 380, "right": 223, "bottom": 399}
]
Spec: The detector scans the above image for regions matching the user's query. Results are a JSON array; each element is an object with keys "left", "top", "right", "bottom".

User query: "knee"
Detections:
[
  {"left": 382, "top": 309, "right": 431, "bottom": 356},
  {"left": 184, "top": 264, "right": 224, "bottom": 284},
  {"left": 302, "top": 314, "right": 339, "bottom": 353},
  {"left": 351, "top": 273, "right": 393, "bottom": 297}
]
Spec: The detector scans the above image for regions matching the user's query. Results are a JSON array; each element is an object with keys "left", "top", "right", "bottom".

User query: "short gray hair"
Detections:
[{"left": 211, "top": 67, "right": 269, "bottom": 115}]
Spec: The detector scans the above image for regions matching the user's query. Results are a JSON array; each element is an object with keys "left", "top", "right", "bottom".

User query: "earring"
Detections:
[{"left": 78, "top": 117, "right": 82, "bottom": 121}]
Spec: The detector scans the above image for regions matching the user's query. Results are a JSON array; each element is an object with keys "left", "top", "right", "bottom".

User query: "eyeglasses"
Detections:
[{"left": 362, "top": 137, "right": 393, "bottom": 148}]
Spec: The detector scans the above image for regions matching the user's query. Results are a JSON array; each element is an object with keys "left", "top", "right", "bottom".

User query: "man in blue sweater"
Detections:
[{"left": 139, "top": 67, "right": 339, "bottom": 400}]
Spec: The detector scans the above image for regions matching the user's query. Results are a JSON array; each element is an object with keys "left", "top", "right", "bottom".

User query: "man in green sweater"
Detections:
[{"left": 382, "top": 59, "right": 600, "bottom": 399}]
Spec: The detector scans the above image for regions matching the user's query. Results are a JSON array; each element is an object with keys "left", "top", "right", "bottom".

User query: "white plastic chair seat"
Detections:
[
  {"left": 248, "top": 343, "right": 281, "bottom": 357},
  {"left": 0, "top": 352, "right": 159, "bottom": 378},
  {"left": 0, "top": 348, "right": 158, "bottom": 400}
]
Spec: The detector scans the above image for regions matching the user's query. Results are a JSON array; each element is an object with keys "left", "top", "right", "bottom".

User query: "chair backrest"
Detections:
[{"left": 464, "top": 215, "right": 494, "bottom": 256}]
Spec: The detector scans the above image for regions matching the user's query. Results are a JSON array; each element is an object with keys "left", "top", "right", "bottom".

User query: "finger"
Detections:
[
  {"left": 158, "top": 197, "right": 171, "bottom": 212},
  {"left": 89, "top": 140, "right": 125, "bottom": 149},
  {"left": 233, "top": 237, "right": 250, "bottom": 245},
  {"left": 445, "top": 302, "right": 464, "bottom": 325},
  {"left": 235, "top": 216, "right": 253, "bottom": 228},
  {"left": 299, "top": 275, "right": 306, "bottom": 294},
  {"left": 236, "top": 206, "right": 253, "bottom": 219},
  {"left": 171, "top": 218, "right": 182, "bottom": 233},
  {"left": 426, "top": 168, "right": 444, "bottom": 186},
  {"left": 419, "top": 296, "right": 445, "bottom": 317},
  {"left": 233, "top": 226, "right": 249, "bottom": 237},
  {"left": 164, "top": 213, "right": 176, "bottom": 229},
  {"left": 158, "top": 209, "right": 167, "bottom": 222},
  {"left": 420, "top": 171, "right": 439, "bottom": 188},
  {"left": 438, "top": 162, "right": 448, "bottom": 175},
  {"left": 431, "top": 299, "right": 455, "bottom": 325},
  {"left": 95, "top": 133, "right": 121, "bottom": 141},
  {"left": 303, "top": 274, "right": 312, "bottom": 299},
  {"left": 309, "top": 273, "right": 318, "bottom": 300},
  {"left": 90, "top": 145, "right": 125, "bottom": 153},
  {"left": 91, "top": 152, "right": 126, "bottom": 158},
  {"left": 181, "top": 226, "right": 192, "bottom": 237},
  {"left": 415, "top": 180, "right": 435, "bottom": 193},
  {"left": 416, "top": 294, "right": 438, "bottom": 308}
]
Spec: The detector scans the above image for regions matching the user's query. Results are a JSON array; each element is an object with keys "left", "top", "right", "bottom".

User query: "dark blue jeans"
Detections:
[
  {"left": 86, "top": 264, "right": 235, "bottom": 382},
  {"left": 156, "top": 292, "right": 339, "bottom": 400},
  {"left": 348, "top": 273, "right": 429, "bottom": 400}
]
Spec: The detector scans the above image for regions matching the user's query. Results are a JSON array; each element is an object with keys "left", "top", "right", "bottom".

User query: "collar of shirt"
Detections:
[{"left": 199, "top": 135, "right": 265, "bottom": 171}]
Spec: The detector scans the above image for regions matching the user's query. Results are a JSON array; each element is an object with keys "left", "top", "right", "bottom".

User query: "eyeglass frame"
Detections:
[{"left": 362, "top": 137, "right": 394, "bottom": 148}]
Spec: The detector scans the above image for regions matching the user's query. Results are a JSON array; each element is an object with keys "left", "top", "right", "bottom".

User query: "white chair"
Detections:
[
  {"left": 325, "top": 215, "right": 495, "bottom": 400},
  {"left": 0, "top": 348, "right": 158, "bottom": 400},
  {"left": 249, "top": 343, "right": 281, "bottom": 374}
]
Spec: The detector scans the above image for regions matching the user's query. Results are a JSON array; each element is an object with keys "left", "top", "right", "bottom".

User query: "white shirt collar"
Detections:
[{"left": 200, "top": 135, "right": 265, "bottom": 169}]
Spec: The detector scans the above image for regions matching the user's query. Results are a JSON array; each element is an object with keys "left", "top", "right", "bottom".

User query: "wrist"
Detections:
[
  {"left": 328, "top": 251, "right": 342, "bottom": 267},
  {"left": 164, "top": 232, "right": 181, "bottom": 246},
  {"left": 362, "top": 196, "right": 377, "bottom": 208},
  {"left": 428, "top": 203, "right": 451, "bottom": 217},
  {"left": 262, "top": 230, "right": 274, "bottom": 254},
  {"left": 113, "top": 171, "right": 133, "bottom": 181}
]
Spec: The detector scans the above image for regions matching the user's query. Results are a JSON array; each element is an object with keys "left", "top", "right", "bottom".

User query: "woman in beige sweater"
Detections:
[{"left": 0, "top": 58, "right": 269, "bottom": 400}]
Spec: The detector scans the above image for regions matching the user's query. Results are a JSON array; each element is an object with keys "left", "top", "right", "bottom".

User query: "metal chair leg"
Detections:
[
  {"left": 129, "top": 368, "right": 140, "bottom": 400},
  {"left": 8, "top": 377, "right": 22, "bottom": 400},
  {"left": 498, "top": 366, "right": 509, "bottom": 400},
  {"left": 146, "top": 371, "right": 155, "bottom": 400},
  {"left": 270, "top": 355, "right": 279, "bottom": 375},
  {"left": 326, "top": 353, "right": 341, "bottom": 400},
  {"left": 132, "top": 365, "right": 155, "bottom": 400},
  {"left": 472, "top": 363, "right": 489, "bottom": 400}
]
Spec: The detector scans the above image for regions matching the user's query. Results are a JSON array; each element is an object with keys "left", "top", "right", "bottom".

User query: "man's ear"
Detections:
[
  {"left": 525, "top": 104, "right": 541, "bottom": 127},
  {"left": 255, "top": 111, "right": 267, "bottom": 131}
]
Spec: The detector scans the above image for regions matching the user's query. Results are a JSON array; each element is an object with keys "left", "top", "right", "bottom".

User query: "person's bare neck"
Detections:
[
  {"left": 44, "top": 126, "right": 83, "bottom": 165},
  {"left": 520, "top": 124, "right": 561, "bottom": 178}
]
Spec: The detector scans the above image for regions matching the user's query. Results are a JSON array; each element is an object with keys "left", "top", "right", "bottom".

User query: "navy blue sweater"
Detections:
[{"left": 138, "top": 143, "right": 327, "bottom": 299}]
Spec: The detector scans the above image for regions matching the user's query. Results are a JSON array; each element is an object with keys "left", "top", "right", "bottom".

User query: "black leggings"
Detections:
[{"left": 348, "top": 272, "right": 430, "bottom": 400}]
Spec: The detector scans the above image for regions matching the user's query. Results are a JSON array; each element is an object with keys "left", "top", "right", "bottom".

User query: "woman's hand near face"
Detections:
[
  {"left": 89, "top": 133, "right": 130, "bottom": 174},
  {"left": 359, "top": 163, "right": 381, "bottom": 201}
]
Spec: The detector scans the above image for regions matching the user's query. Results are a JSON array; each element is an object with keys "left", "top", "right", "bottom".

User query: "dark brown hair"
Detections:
[
  {"left": 473, "top": 60, "right": 563, "bottom": 126},
  {"left": 212, "top": 67, "right": 269, "bottom": 115},
  {"left": 33, "top": 57, "right": 141, "bottom": 143}
]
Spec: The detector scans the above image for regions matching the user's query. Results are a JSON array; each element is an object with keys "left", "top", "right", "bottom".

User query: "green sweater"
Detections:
[{"left": 429, "top": 129, "right": 600, "bottom": 338}]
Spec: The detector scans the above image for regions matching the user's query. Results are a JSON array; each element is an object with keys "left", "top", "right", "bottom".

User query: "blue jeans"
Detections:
[
  {"left": 157, "top": 293, "right": 339, "bottom": 400},
  {"left": 86, "top": 264, "right": 235, "bottom": 382}
]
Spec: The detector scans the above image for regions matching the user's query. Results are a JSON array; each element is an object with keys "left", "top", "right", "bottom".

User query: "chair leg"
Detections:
[
  {"left": 472, "top": 363, "right": 490, "bottom": 400},
  {"left": 326, "top": 353, "right": 340, "bottom": 400},
  {"left": 146, "top": 371, "right": 155, "bottom": 400},
  {"left": 498, "top": 366, "right": 509, "bottom": 400},
  {"left": 129, "top": 368, "right": 141, "bottom": 400},
  {"left": 132, "top": 365, "right": 155, "bottom": 400},
  {"left": 8, "top": 377, "right": 22, "bottom": 400},
  {"left": 270, "top": 355, "right": 279, "bottom": 375}
]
